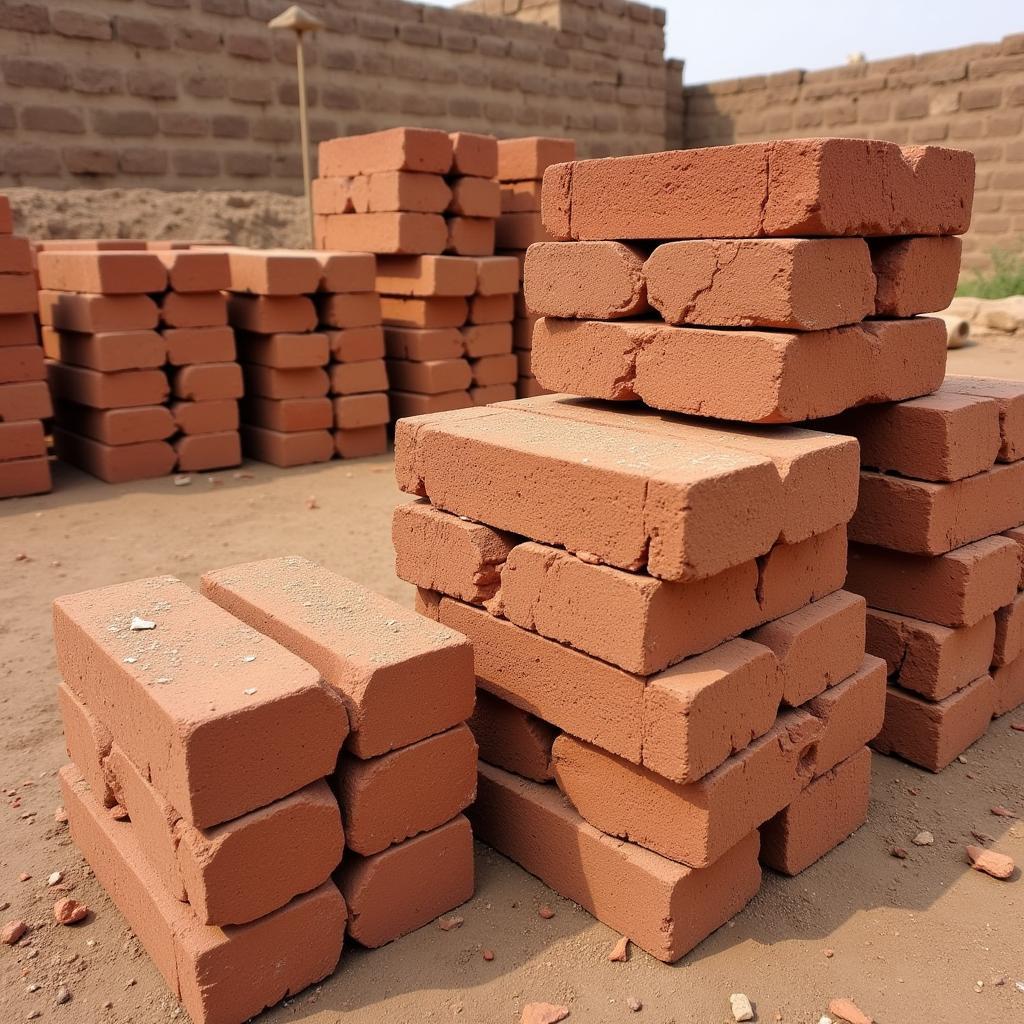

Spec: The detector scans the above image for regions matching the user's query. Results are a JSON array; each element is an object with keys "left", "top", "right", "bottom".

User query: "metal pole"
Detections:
[{"left": 296, "top": 33, "right": 314, "bottom": 247}]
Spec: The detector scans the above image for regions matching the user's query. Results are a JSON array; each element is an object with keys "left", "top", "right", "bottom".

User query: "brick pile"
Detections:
[
  {"left": 226, "top": 248, "right": 387, "bottom": 466},
  {"left": 494, "top": 137, "right": 576, "bottom": 399},
  {"left": 40, "top": 248, "right": 242, "bottom": 482},
  {"left": 392, "top": 137, "right": 976, "bottom": 960},
  {"left": 55, "top": 557, "right": 476, "bottom": 1023},
  {"left": 0, "top": 195, "right": 52, "bottom": 498},
  {"left": 817, "top": 376, "right": 1024, "bottom": 771}
]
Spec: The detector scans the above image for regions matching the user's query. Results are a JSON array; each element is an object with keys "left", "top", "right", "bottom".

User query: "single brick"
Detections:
[
  {"left": 474, "top": 256, "right": 519, "bottom": 296},
  {"left": 174, "top": 431, "right": 241, "bottom": 471},
  {"left": 758, "top": 525, "right": 848, "bottom": 621},
  {"left": 760, "top": 746, "right": 871, "bottom": 876},
  {"left": 470, "top": 762, "right": 760, "bottom": 963},
  {"left": 0, "top": 419, "right": 46, "bottom": 461},
  {"left": 54, "top": 574, "right": 349, "bottom": 827},
  {"left": 334, "top": 392, "right": 389, "bottom": 430},
  {"left": 0, "top": 313, "right": 40, "bottom": 348},
  {"left": 228, "top": 295, "right": 317, "bottom": 334},
  {"left": 159, "top": 292, "right": 227, "bottom": 329},
  {"left": 321, "top": 212, "right": 447, "bottom": 255},
  {"left": 54, "top": 402, "right": 175, "bottom": 445},
  {"left": 817, "top": 392, "right": 1002, "bottom": 483},
  {"left": 240, "top": 425, "right": 334, "bottom": 467},
  {"left": 236, "top": 331, "right": 329, "bottom": 369},
  {"left": 994, "top": 593, "right": 1024, "bottom": 667},
  {"left": 0, "top": 454, "right": 51, "bottom": 497},
  {"left": 381, "top": 296, "right": 468, "bottom": 329},
  {"left": 311, "top": 177, "right": 351, "bottom": 215},
  {"left": 553, "top": 711, "right": 820, "bottom": 868},
  {"left": 543, "top": 139, "right": 974, "bottom": 240},
  {"left": 532, "top": 316, "right": 947, "bottom": 424},
  {"left": 335, "top": 424, "right": 387, "bottom": 459},
  {"left": 871, "top": 235, "right": 962, "bottom": 316},
  {"left": 0, "top": 380, "right": 53, "bottom": 422},
  {"left": 317, "top": 292, "right": 382, "bottom": 329},
  {"left": 243, "top": 365, "right": 328, "bottom": 400},
  {"left": 469, "top": 353, "right": 516, "bottom": 387},
  {"left": 447, "top": 216, "right": 495, "bottom": 257},
  {"left": 0, "top": 236, "right": 33, "bottom": 274},
  {"left": 463, "top": 323, "right": 513, "bottom": 358},
  {"left": 449, "top": 131, "right": 497, "bottom": 178},
  {"left": 467, "top": 293, "right": 513, "bottom": 325},
  {"left": 47, "top": 362, "right": 168, "bottom": 409},
  {"left": 448, "top": 176, "right": 501, "bottom": 219},
  {"left": 993, "top": 654, "right": 1024, "bottom": 717},
  {"left": 312, "top": 252, "right": 376, "bottom": 294},
  {"left": 154, "top": 249, "right": 231, "bottom": 293},
  {"left": 36, "top": 251, "right": 167, "bottom": 294},
  {"left": 60, "top": 766, "right": 346, "bottom": 1024},
  {"left": 170, "top": 363, "right": 243, "bottom": 402},
  {"left": 867, "top": 609, "right": 996, "bottom": 700},
  {"left": 39, "top": 291, "right": 158, "bottom": 332},
  {"left": 940, "top": 376, "right": 1024, "bottom": 462},
  {"left": 41, "top": 327, "right": 166, "bottom": 372},
  {"left": 171, "top": 400, "right": 239, "bottom": 436},
  {"left": 0, "top": 345, "right": 45, "bottom": 383},
  {"left": 872, "top": 674, "right": 995, "bottom": 771},
  {"left": 350, "top": 171, "right": 452, "bottom": 214},
  {"left": 240, "top": 396, "right": 332, "bottom": 433},
  {"left": 497, "top": 136, "right": 576, "bottom": 182},
  {"left": 750, "top": 591, "right": 867, "bottom": 707},
  {"left": 847, "top": 538, "right": 1020, "bottom": 629},
  {"left": 319, "top": 127, "right": 453, "bottom": 176},
  {"left": 337, "top": 814, "right": 473, "bottom": 948},
  {"left": 644, "top": 238, "right": 876, "bottom": 330},
  {"left": 334, "top": 724, "right": 476, "bottom": 856},
  {"left": 228, "top": 249, "right": 322, "bottom": 296},
  {"left": 327, "top": 325, "right": 385, "bottom": 363},
  {"left": 200, "top": 557, "right": 475, "bottom": 758},
  {"left": 395, "top": 405, "right": 786, "bottom": 582},
  {"left": 500, "top": 179, "right": 542, "bottom": 212},
  {"left": 0, "top": 274, "right": 41, "bottom": 315},
  {"left": 850, "top": 461, "right": 1024, "bottom": 556},
  {"left": 375, "top": 255, "right": 477, "bottom": 297},
  {"left": 164, "top": 326, "right": 236, "bottom": 366},
  {"left": 467, "top": 690, "right": 556, "bottom": 783}
]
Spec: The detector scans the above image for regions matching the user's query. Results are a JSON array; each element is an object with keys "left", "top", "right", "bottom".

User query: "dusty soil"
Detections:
[{"left": 2, "top": 336, "right": 1024, "bottom": 1024}]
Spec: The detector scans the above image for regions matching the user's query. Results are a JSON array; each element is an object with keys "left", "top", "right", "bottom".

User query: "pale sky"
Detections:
[{"left": 433, "top": 0, "right": 1021, "bottom": 85}]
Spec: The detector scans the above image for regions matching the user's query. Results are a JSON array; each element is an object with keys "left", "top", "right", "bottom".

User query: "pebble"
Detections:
[
  {"left": 730, "top": 993, "right": 754, "bottom": 1022},
  {"left": 27, "top": 1012, "right": 41, "bottom": 1021},
  {"left": 27, "top": 984, "right": 40, "bottom": 993},
  {"left": 437, "top": 915, "right": 464, "bottom": 932},
  {"left": 965, "top": 845, "right": 1015, "bottom": 879},
  {"left": 828, "top": 997, "right": 873, "bottom": 1024},
  {"left": 173, "top": 475, "right": 192, "bottom": 486},
  {"left": 991, "top": 805, "right": 1015, "bottom": 817},
  {"left": 130, "top": 616, "right": 156, "bottom": 631},
  {"left": 626, "top": 997, "right": 642, "bottom": 1012},
  {"left": 818, "top": 1018, "right": 834, "bottom": 1024},
  {"left": 109, "top": 804, "right": 129, "bottom": 821},
  {"left": 538, "top": 905, "right": 555, "bottom": 920},
  {"left": 608, "top": 936, "right": 629, "bottom": 962},
  {"left": 53, "top": 898, "right": 88, "bottom": 925},
  {"left": 520, "top": 1004, "right": 569, "bottom": 1024},
  {"left": 912, "top": 831, "right": 934, "bottom": 846},
  {"left": 19, "top": 873, "right": 31, "bottom": 882},
  {"left": 890, "top": 847, "right": 908, "bottom": 859},
  {"left": 54, "top": 806, "right": 68, "bottom": 825},
  {"left": 2, "top": 920, "right": 27, "bottom": 944},
  {"left": 47, "top": 871, "right": 62, "bottom": 886},
  {"left": 55, "top": 985, "right": 71, "bottom": 1005},
  {"left": 482, "top": 949, "right": 494, "bottom": 962}
]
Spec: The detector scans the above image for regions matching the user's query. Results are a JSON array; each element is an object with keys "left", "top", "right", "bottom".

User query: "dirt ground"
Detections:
[{"left": 2, "top": 334, "right": 1024, "bottom": 1024}]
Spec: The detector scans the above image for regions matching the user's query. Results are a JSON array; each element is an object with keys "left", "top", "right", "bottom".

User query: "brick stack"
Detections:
[
  {"left": 817, "top": 376, "right": 1024, "bottom": 771},
  {"left": 393, "top": 137, "right": 975, "bottom": 959},
  {"left": 56, "top": 559, "right": 477, "bottom": 1023},
  {"left": 40, "top": 248, "right": 242, "bottom": 482},
  {"left": 0, "top": 195, "right": 52, "bottom": 498},
  {"left": 494, "top": 137, "right": 576, "bottom": 399}
]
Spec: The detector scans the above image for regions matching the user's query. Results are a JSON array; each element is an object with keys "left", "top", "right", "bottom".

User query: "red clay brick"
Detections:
[
  {"left": 47, "top": 361, "right": 168, "bottom": 409},
  {"left": 54, "top": 574, "right": 349, "bottom": 826},
  {"left": 159, "top": 292, "right": 227, "bottom": 329},
  {"left": 466, "top": 294, "right": 512, "bottom": 326},
  {"left": 497, "top": 136, "right": 575, "bottom": 182},
  {"left": 60, "top": 766, "right": 346, "bottom": 1024},
  {"left": 532, "top": 316, "right": 947, "bottom": 424},
  {"left": 474, "top": 255, "right": 519, "bottom": 296},
  {"left": 171, "top": 399, "right": 239, "bottom": 436},
  {"left": 228, "top": 249, "right": 322, "bottom": 296},
  {"left": 871, "top": 235, "right": 962, "bottom": 316},
  {"left": 327, "top": 325, "right": 385, "bottom": 362},
  {"left": 848, "top": 538, "right": 1020, "bottom": 629},
  {"left": 329, "top": 359, "right": 388, "bottom": 396},
  {"left": 375, "top": 255, "right": 477, "bottom": 297},
  {"left": 174, "top": 431, "right": 241, "bottom": 471},
  {"left": 321, "top": 212, "right": 447, "bottom": 255},
  {"left": 467, "top": 691, "right": 556, "bottom": 783},
  {"left": 334, "top": 392, "right": 389, "bottom": 430},
  {"left": 500, "top": 179, "right": 543, "bottom": 212},
  {"left": 818, "top": 392, "right": 1001, "bottom": 483},
  {"left": 335, "top": 424, "right": 387, "bottom": 459},
  {"left": 201, "top": 557, "right": 475, "bottom": 758},
  {"left": 472, "top": 762, "right": 759, "bottom": 962},
  {"left": 243, "top": 364, "right": 328, "bottom": 400},
  {"left": 55, "top": 402, "right": 175, "bottom": 445},
  {"left": 524, "top": 241, "right": 646, "bottom": 320},
  {"left": 0, "top": 454, "right": 51, "bottom": 497},
  {"left": 236, "top": 331, "right": 329, "bottom": 369},
  {"left": 350, "top": 171, "right": 452, "bottom": 214},
  {"left": 0, "top": 273, "right": 42, "bottom": 315},
  {"left": 154, "top": 250, "right": 231, "bottom": 293},
  {"left": 760, "top": 746, "right": 871, "bottom": 876},
  {"left": 171, "top": 363, "right": 243, "bottom": 402},
  {"left": 334, "top": 724, "right": 476, "bottom": 856},
  {"left": 388, "top": 390, "right": 473, "bottom": 418},
  {"left": 317, "top": 292, "right": 382, "bottom": 329},
  {"left": 241, "top": 397, "right": 332, "bottom": 432},
  {"left": 395, "top": 405, "right": 786, "bottom": 582},
  {"left": 319, "top": 127, "right": 453, "bottom": 177},
  {"left": 381, "top": 296, "right": 468, "bottom": 328},
  {"left": 644, "top": 238, "right": 876, "bottom": 330},
  {"left": 0, "top": 313, "right": 40, "bottom": 347},
  {"left": 228, "top": 294, "right": 317, "bottom": 334},
  {"left": 39, "top": 291, "right": 159, "bottom": 332},
  {"left": 543, "top": 139, "right": 974, "bottom": 240},
  {"left": 851, "top": 461, "right": 1024, "bottom": 555},
  {"left": 0, "top": 419, "right": 46, "bottom": 461},
  {"left": 553, "top": 709, "right": 820, "bottom": 868},
  {"left": 940, "top": 376, "right": 1024, "bottom": 462},
  {"left": 447, "top": 216, "right": 495, "bottom": 257},
  {"left": 872, "top": 674, "right": 995, "bottom": 771},
  {"left": 164, "top": 326, "right": 236, "bottom": 366},
  {"left": 0, "top": 236, "right": 32, "bottom": 274},
  {"left": 469, "top": 353, "right": 516, "bottom": 386},
  {"left": 867, "top": 609, "right": 996, "bottom": 700},
  {"left": 449, "top": 131, "right": 497, "bottom": 178},
  {"left": 448, "top": 176, "right": 500, "bottom": 219},
  {"left": 992, "top": 654, "right": 1024, "bottom": 716},
  {"left": 994, "top": 593, "right": 1024, "bottom": 667},
  {"left": 758, "top": 525, "right": 848, "bottom": 621},
  {"left": 0, "top": 380, "right": 53, "bottom": 422},
  {"left": 337, "top": 815, "right": 473, "bottom": 948},
  {"left": 0, "top": 345, "right": 45, "bottom": 383},
  {"left": 311, "top": 177, "right": 352, "bottom": 215},
  {"left": 37, "top": 251, "right": 167, "bottom": 294},
  {"left": 313, "top": 251, "right": 376, "bottom": 294},
  {"left": 41, "top": 327, "right": 166, "bottom": 372},
  {"left": 462, "top": 323, "right": 513, "bottom": 358},
  {"left": 57, "top": 681, "right": 115, "bottom": 807},
  {"left": 240, "top": 425, "right": 333, "bottom": 466}
]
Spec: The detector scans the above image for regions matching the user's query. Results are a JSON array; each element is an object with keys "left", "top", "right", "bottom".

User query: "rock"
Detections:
[
  {"left": 437, "top": 915, "right": 464, "bottom": 931},
  {"left": 538, "top": 905, "right": 555, "bottom": 920},
  {"left": 965, "top": 845, "right": 1015, "bottom": 879},
  {"left": 627, "top": 997, "right": 642, "bottom": 1012},
  {"left": 53, "top": 898, "right": 88, "bottom": 925},
  {"left": 912, "top": 831, "right": 934, "bottom": 846},
  {"left": 482, "top": 949, "right": 494, "bottom": 961},
  {"left": 47, "top": 871, "right": 62, "bottom": 886},
  {"left": 890, "top": 847, "right": 908, "bottom": 859},
  {"left": 730, "top": 993, "right": 754, "bottom": 1022},
  {"left": 54, "top": 806, "right": 68, "bottom": 825},
  {"left": 991, "top": 805, "right": 1016, "bottom": 817},
  {"left": 608, "top": 936, "right": 629, "bottom": 962},
  {"left": 520, "top": 1003, "right": 570, "bottom": 1024},
  {"left": 129, "top": 616, "right": 156, "bottom": 631},
  {"left": 818, "top": 1018, "right": 834, "bottom": 1024},
  {"left": 108, "top": 804, "right": 129, "bottom": 821},
  {"left": 55, "top": 986, "right": 71, "bottom": 1005},
  {"left": 1, "top": 920, "right": 27, "bottom": 944},
  {"left": 828, "top": 998, "right": 873, "bottom": 1024},
  {"left": 18, "top": 873, "right": 31, "bottom": 882}
]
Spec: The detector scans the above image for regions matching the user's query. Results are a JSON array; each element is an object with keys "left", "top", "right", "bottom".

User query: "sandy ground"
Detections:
[{"left": 2, "top": 335, "right": 1024, "bottom": 1024}]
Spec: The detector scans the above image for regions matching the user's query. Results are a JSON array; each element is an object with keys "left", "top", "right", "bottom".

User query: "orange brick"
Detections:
[{"left": 37, "top": 251, "right": 167, "bottom": 294}]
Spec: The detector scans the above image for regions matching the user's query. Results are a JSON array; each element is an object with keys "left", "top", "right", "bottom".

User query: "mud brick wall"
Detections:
[
  {"left": 0, "top": 0, "right": 675, "bottom": 192},
  {"left": 683, "top": 33, "right": 1024, "bottom": 272}
]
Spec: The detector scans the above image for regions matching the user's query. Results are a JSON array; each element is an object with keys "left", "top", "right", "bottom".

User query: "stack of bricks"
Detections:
[
  {"left": 0, "top": 195, "right": 52, "bottom": 498},
  {"left": 393, "top": 137, "right": 975, "bottom": 960},
  {"left": 226, "top": 249, "right": 387, "bottom": 466},
  {"left": 817, "top": 377, "right": 1024, "bottom": 771},
  {"left": 55, "top": 557, "right": 476, "bottom": 1024},
  {"left": 39, "top": 248, "right": 242, "bottom": 482},
  {"left": 494, "top": 137, "right": 576, "bottom": 400}
]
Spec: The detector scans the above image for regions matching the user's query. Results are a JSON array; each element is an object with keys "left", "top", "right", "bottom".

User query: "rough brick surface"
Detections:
[
  {"left": 994, "top": 593, "right": 1024, "bottom": 668},
  {"left": 940, "top": 377, "right": 1024, "bottom": 463},
  {"left": 200, "top": 557, "right": 474, "bottom": 758},
  {"left": 467, "top": 691, "right": 556, "bottom": 783},
  {"left": 871, "top": 236, "right": 962, "bottom": 317},
  {"left": 470, "top": 763, "right": 760, "bottom": 963},
  {"left": 993, "top": 654, "right": 1024, "bottom": 717},
  {"left": 57, "top": 681, "right": 115, "bottom": 808}
]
